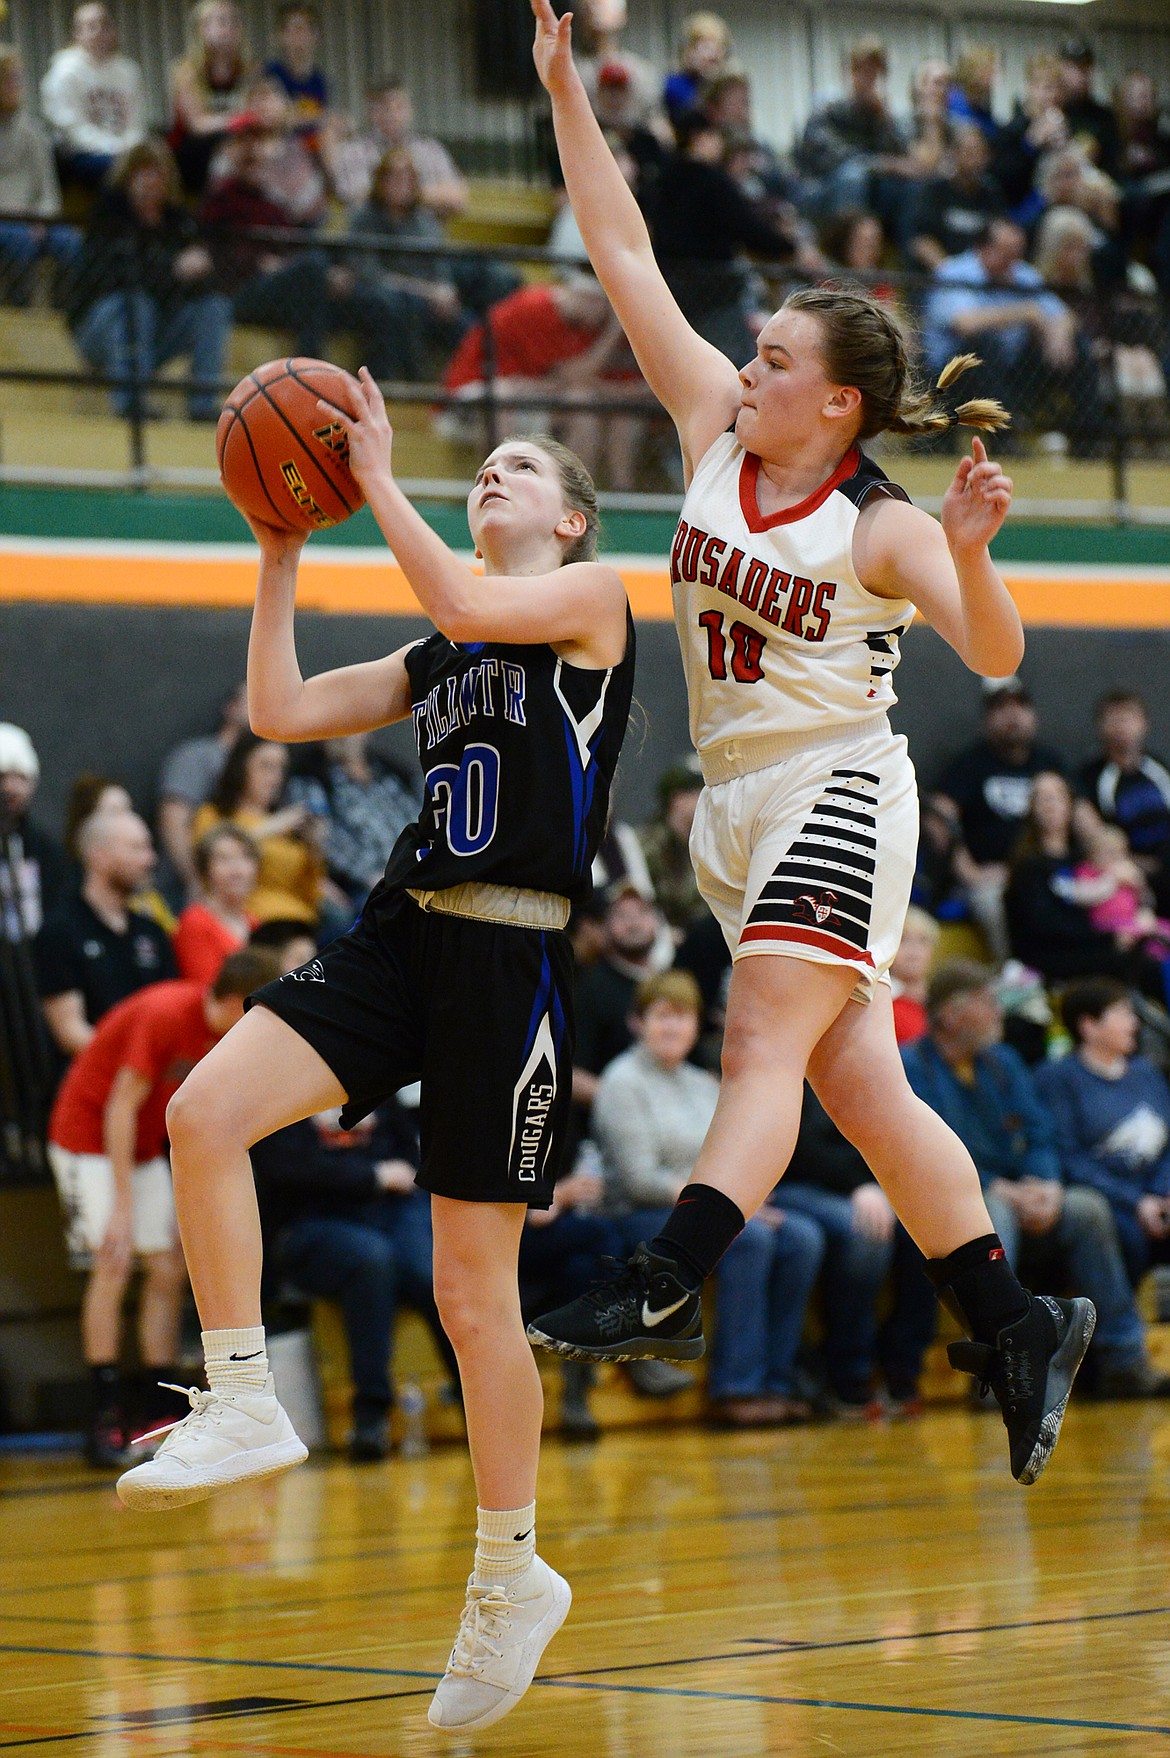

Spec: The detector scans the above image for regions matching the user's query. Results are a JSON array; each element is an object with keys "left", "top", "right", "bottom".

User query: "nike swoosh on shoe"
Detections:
[{"left": 641, "top": 1295, "right": 690, "bottom": 1327}]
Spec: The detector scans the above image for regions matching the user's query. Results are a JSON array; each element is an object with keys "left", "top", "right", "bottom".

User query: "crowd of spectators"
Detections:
[
  {"left": 0, "top": 2, "right": 1166, "bottom": 471},
  {"left": 7, "top": 658, "right": 1170, "bottom": 1459}
]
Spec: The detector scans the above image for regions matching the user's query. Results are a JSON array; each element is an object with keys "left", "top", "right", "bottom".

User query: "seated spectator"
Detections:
[
  {"left": 210, "top": 73, "right": 328, "bottom": 227},
  {"left": 993, "top": 54, "right": 1070, "bottom": 219},
  {"left": 46, "top": 948, "right": 279, "bottom": 1466},
  {"left": 440, "top": 277, "right": 646, "bottom": 488},
  {"left": 264, "top": 2, "right": 329, "bottom": 148},
  {"left": 1038, "top": 981, "right": 1170, "bottom": 1295},
  {"left": 890, "top": 905, "right": 939, "bottom": 1045},
  {"left": 201, "top": 125, "right": 421, "bottom": 382},
  {"left": 0, "top": 47, "right": 78, "bottom": 306},
  {"left": 64, "top": 139, "right": 231, "bottom": 421},
  {"left": 637, "top": 756, "right": 706, "bottom": 937},
  {"left": 903, "top": 959, "right": 1169, "bottom": 1399},
  {"left": 573, "top": 882, "right": 673, "bottom": 1110},
  {"left": 946, "top": 47, "right": 1000, "bottom": 145},
  {"left": 662, "top": 11, "right": 730, "bottom": 126},
  {"left": 1080, "top": 690, "right": 1170, "bottom": 911},
  {"left": 1057, "top": 38, "right": 1120, "bottom": 178},
  {"left": 1034, "top": 206, "right": 1165, "bottom": 408},
  {"left": 0, "top": 724, "right": 66, "bottom": 941},
  {"left": 778, "top": 1086, "right": 896, "bottom": 1413},
  {"left": 36, "top": 811, "right": 175, "bottom": 1060},
  {"left": 576, "top": 0, "right": 669, "bottom": 146},
  {"left": 547, "top": 130, "right": 638, "bottom": 269},
  {"left": 593, "top": 971, "right": 819, "bottom": 1424},
  {"left": 933, "top": 678, "right": 1064, "bottom": 962},
  {"left": 794, "top": 37, "right": 908, "bottom": 224},
  {"left": 168, "top": 0, "right": 255, "bottom": 195},
  {"left": 251, "top": 1097, "right": 458, "bottom": 1461},
  {"left": 192, "top": 732, "right": 324, "bottom": 926},
  {"left": 324, "top": 75, "right": 468, "bottom": 219},
  {"left": 310, "top": 735, "right": 421, "bottom": 911},
  {"left": 156, "top": 680, "right": 249, "bottom": 900},
  {"left": 908, "top": 122, "right": 1006, "bottom": 272},
  {"left": 344, "top": 148, "right": 471, "bottom": 381},
  {"left": 1033, "top": 145, "right": 1124, "bottom": 285},
  {"left": 702, "top": 70, "right": 799, "bottom": 215},
  {"left": 174, "top": 825, "right": 260, "bottom": 983},
  {"left": 40, "top": 2, "right": 146, "bottom": 191},
  {"left": 819, "top": 208, "right": 894, "bottom": 299},
  {"left": 900, "top": 59, "right": 956, "bottom": 183},
  {"left": 1006, "top": 771, "right": 1149, "bottom": 987},
  {"left": 1114, "top": 70, "right": 1170, "bottom": 187},
  {"left": 922, "top": 217, "right": 1106, "bottom": 450},
  {"left": 63, "top": 774, "right": 176, "bottom": 935}
]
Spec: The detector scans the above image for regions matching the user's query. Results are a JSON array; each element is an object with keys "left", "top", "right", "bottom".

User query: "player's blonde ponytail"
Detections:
[{"left": 783, "top": 287, "right": 1011, "bottom": 441}]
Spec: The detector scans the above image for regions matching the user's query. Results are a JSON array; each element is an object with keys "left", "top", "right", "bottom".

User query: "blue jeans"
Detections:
[
  {"left": 0, "top": 220, "right": 80, "bottom": 300},
  {"left": 984, "top": 1183, "right": 1145, "bottom": 1367},
  {"left": 72, "top": 288, "right": 233, "bottom": 417},
  {"left": 519, "top": 1210, "right": 623, "bottom": 1321},
  {"left": 1108, "top": 1202, "right": 1170, "bottom": 1289},
  {"left": 772, "top": 1184, "right": 895, "bottom": 1401},
  {"left": 708, "top": 1211, "right": 824, "bottom": 1398},
  {"left": 273, "top": 1190, "right": 457, "bottom": 1416}
]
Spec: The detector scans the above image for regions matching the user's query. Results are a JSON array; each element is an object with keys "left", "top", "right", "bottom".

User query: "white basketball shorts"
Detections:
[
  {"left": 47, "top": 1145, "right": 178, "bottom": 1263},
  {"left": 689, "top": 716, "right": 919, "bottom": 1003}
]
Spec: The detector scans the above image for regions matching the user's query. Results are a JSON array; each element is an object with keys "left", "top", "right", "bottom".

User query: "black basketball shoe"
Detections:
[
  {"left": 526, "top": 1244, "right": 705, "bottom": 1363},
  {"left": 948, "top": 1293, "right": 1096, "bottom": 1485}
]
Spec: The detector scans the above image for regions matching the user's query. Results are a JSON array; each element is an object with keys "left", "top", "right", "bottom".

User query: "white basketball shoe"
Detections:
[
  {"left": 427, "top": 1555, "right": 571, "bottom": 1732},
  {"left": 116, "top": 1376, "right": 308, "bottom": 1510}
]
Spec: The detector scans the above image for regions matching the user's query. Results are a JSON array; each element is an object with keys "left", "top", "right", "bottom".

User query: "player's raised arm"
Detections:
[
  {"left": 244, "top": 518, "right": 414, "bottom": 740},
  {"left": 530, "top": 0, "right": 740, "bottom": 477}
]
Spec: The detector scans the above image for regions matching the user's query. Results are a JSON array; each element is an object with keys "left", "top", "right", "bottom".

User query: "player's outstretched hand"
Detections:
[
  {"left": 244, "top": 512, "right": 310, "bottom": 561},
  {"left": 941, "top": 435, "right": 1013, "bottom": 554},
  {"left": 320, "top": 366, "right": 394, "bottom": 493},
  {"left": 531, "top": 0, "right": 574, "bottom": 94}
]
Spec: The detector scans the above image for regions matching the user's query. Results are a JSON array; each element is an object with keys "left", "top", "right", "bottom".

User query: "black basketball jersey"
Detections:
[{"left": 381, "top": 609, "right": 636, "bottom": 906}]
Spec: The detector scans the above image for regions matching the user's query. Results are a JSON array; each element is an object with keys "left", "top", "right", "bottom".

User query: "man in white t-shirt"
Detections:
[{"left": 40, "top": 1, "right": 146, "bottom": 188}]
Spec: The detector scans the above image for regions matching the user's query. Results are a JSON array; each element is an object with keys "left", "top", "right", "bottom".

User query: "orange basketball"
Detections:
[{"left": 216, "top": 357, "right": 366, "bottom": 532}]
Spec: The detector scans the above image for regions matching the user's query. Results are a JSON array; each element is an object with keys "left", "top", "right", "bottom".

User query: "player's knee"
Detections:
[
  {"left": 432, "top": 1270, "right": 495, "bottom": 1352},
  {"left": 165, "top": 1074, "right": 235, "bottom": 1156}
]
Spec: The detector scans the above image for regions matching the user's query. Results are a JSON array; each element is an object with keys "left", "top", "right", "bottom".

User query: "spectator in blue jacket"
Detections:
[
  {"left": 1037, "top": 980, "right": 1170, "bottom": 1290},
  {"left": 903, "top": 959, "right": 1168, "bottom": 1398}
]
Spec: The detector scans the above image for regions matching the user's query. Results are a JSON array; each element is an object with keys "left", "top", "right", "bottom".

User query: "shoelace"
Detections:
[
  {"left": 581, "top": 1257, "right": 644, "bottom": 1317},
  {"left": 446, "top": 1583, "right": 515, "bottom": 1678},
  {"left": 134, "top": 1383, "right": 221, "bottom": 1448}
]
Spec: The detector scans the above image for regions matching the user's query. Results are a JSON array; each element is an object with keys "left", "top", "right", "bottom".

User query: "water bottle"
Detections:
[{"left": 399, "top": 1380, "right": 429, "bottom": 1458}]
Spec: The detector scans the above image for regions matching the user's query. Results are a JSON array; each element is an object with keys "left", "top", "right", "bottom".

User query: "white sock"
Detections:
[
  {"left": 203, "top": 1326, "right": 269, "bottom": 1396},
  {"left": 473, "top": 1502, "right": 536, "bottom": 1587}
]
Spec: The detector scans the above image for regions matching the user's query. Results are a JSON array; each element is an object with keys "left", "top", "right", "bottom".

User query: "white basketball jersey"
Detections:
[{"left": 671, "top": 434, "right": 915, "bottom": 760}]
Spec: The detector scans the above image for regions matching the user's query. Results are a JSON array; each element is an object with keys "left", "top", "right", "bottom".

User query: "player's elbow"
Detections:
[
  {"left": 434, "top": 593, "right": 480, "bottom": 645},
  {"left": 968, "top": 627, "right": 1025, "bottom": 679}
]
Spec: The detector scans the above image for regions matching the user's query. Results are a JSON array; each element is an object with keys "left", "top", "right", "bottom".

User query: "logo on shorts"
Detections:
[
  {"left": 792, "top": 889, "right": 838, "bottom": 927},
  {"left": 287, "top": 957, "right": 326, "bottom": 983},
  {"left": 508, "top": 1013, "right": 558, "bottom": 1186}
]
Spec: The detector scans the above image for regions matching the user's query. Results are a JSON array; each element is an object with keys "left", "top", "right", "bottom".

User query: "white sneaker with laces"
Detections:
[
  {"left": 115, "top": 1376, "right": 308, "bottom": 1510},
  {"left": 427, "top": 1554, "right": 571, "bottom": 1732}
]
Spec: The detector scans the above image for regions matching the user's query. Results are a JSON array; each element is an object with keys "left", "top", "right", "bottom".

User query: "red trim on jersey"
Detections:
[
  {"left": 738, "top": 922, "right": 875, "bottom": 966},
  {"left": 738, "top": 445, "right": 861, "bottom": 533}
]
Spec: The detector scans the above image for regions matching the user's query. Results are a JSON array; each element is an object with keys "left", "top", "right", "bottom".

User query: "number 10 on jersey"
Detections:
[{"left": 699, "top": 611, "right": 767, "bottom": 683}]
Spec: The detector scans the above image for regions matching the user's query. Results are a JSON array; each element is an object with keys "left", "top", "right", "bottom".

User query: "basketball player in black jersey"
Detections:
[{"left": 118, "top": 369, "right": 634, "bottom": 1734}]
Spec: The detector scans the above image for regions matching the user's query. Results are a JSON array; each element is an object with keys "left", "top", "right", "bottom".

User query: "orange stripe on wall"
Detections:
[{"left": 2, "top": 550, "right": 1170, "bottom": 627}]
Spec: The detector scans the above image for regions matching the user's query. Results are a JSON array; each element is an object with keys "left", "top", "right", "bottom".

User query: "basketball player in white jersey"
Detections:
[{"left": 526, "top": 0, "right": 1094, "bottom": 1486}]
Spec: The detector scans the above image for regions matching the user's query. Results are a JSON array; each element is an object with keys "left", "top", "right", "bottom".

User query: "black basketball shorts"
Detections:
[{"left": 247, "top": 890, "right": 575, "bottom": 1208}]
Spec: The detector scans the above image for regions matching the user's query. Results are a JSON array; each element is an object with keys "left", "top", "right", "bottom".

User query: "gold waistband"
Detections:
[{"left": 406, "top": 881, "right": 571, "bottom": 932}]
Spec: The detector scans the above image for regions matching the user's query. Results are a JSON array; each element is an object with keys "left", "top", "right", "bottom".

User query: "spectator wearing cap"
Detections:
[
  {"left": 638, "top": 758, "right": 706, "bottom": 936},
  {"left": 1057, "top": 39, "right": 1121, "bottom": 178},
  {"left": 576, "top": 0, "right": 669, "bottom": 145},
  {"left": 573, "top": 883, "right": 673, "bottom": 1112},
  {"left": 593, "top": 971, "right": 821, "bottom": 1426},
  {"left": 1080, "top": 691, "right": 1170, "bottom": 913},
  {"left": 40, "top": 2, "right": 146, "bottom": 190},
  {"left": 903, "top": 959, "right": 1169, "bottom": 1399},
  {"left": 157, "top": 681, "right": 249, "bottom": 903},
  {"left": 47, "top": 947, "right": 280, "bottom": 1466},
  {"left": 0, "top": 724, "right": 66, "bottom": 942},
  {"left": 36, "top": 811, "right": 175, "bottom": 1060},
  {"left": 1037, "top": 981, "right": 1170, "bottom": 1301},
  {"left": 794, "top": 38, "right": 908, "bottom": 223},
  {"left": 931, "top": 678, "right": 1064, "bottom": 962}
]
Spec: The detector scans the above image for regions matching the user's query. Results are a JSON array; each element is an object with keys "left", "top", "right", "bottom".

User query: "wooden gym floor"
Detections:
[{"left": 1, "top": 1402, "right": 1168, "bottom": 1756}]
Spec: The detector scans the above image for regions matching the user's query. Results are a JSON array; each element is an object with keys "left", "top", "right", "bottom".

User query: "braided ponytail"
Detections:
[{"left": 783, "top": 287, "right": 1011, "bottom": 440}]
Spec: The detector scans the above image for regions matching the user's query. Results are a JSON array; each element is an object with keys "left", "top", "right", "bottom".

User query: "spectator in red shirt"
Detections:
[
  {"left": 890, "top": 906, "right": 939, "bottom": 1046},
  {"left": 174, "top": 824, "right": 260, "bottom": 983},
  {"left": 47, "top": 947, "right": 279, "bottom": 1467}
]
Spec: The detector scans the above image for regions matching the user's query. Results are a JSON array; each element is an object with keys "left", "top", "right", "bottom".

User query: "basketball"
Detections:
[{"left": 216, "top": 358, "right": 366, "bottom": 532}]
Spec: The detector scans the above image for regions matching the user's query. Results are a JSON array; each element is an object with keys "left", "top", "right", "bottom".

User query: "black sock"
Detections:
[
  {"left": 89, "top": 1363, "right": 121, "bottom": 1423},
  {"left": 926, "top": 1234, "right": 1030, "bottom": 1345},
  {"left": 650, "top": 1184, "right": 746, "bottom": 1290}
]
